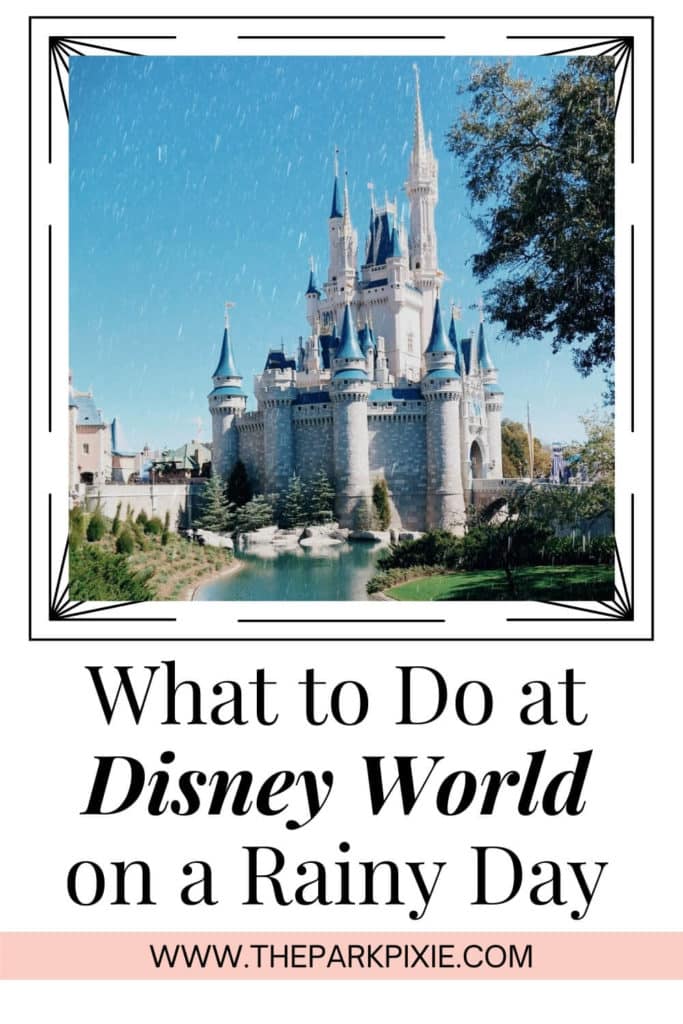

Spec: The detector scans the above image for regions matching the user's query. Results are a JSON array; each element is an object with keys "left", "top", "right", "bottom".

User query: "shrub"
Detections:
[
  {"left": 372, "top": 478, "right": 391, "bottom": 530},
  {"left": 377, "top": 530, "right": 462, "bottom": 571},
  {"left": 144, "top": 516, "right": 164, "bottom": 535},
  {"left": 352, "top": 498, "right": 373, "bottom": 531},
  {"left": 136, "top": 509, "right": 149, "bottom": 527},
  {"left": 111, "top": 501, "right": 122, "bottom": 536},
  {"left": 86, "top": 509, "right": 106, "bottom": 542},
  {"left": 70, "top": 545, "right": 154, "bottom": 601},
  {"left": 278, "top": 475, "right": 307, "bottom": 529},
  {"left": 69, "top": 507, "right": 86, "bottom": 550},
  {"left": 161, "top": 530, "right": 170, "bottom": 547},
  {"left": 116, "top": 529, "right": 135, "bottom": 555}
]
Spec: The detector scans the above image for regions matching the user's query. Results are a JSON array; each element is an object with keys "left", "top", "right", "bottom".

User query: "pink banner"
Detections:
[{"left": 2, "top": 932, "right": 682, "bottom": 980}]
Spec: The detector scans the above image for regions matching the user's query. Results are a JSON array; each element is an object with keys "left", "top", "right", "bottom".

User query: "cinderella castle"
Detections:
[{"left": 208, "top": 70, "right": 504, "bottom": 534}]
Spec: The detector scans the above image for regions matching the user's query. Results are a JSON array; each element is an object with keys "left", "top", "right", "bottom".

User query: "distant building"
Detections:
[{"left": 69, "top": 377, "right": 112, "bottom": 490}]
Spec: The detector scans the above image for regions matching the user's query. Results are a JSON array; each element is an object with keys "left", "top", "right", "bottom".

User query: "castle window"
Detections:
[{"left": 82, "top": 443, "right": 90, "bottom": 454}]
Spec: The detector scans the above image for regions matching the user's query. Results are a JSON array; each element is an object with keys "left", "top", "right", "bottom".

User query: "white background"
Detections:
[{"left": 3, "top": 0, "right": 682, "bottom": 1019}]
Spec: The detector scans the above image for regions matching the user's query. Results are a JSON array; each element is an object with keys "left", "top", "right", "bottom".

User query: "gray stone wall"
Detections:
[
  {"left": 236, "top": 414, "right": 265, "bottom": 494},
  {"left": 293, "top": 407, "right": 335, "bottom": 481},
  {"left": 368, "top": 406, "right": 427, "bottom": 530}
]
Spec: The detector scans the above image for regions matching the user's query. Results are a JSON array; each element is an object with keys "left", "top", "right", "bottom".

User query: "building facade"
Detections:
[{"left": 209, "top": 70, "right": 504, "bottom": 533}]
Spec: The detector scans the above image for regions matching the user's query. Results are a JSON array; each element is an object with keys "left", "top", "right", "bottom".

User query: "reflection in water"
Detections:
[{"left": 196, "top": 542, "right": 382, "bottom": 602}]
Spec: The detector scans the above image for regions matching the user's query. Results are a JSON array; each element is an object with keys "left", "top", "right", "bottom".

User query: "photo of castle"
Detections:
[{"left": 68, "top": 55, "right": 615, "bottom": 603}]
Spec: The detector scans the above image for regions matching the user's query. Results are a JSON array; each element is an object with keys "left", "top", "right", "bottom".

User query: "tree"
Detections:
[
  {"left": 234, "top": 495, "right": 274, "bottom": 533},
  {"left": 352, "top": 498, "right": 373, "bottom": 531},
  {"left": 501, "top": 419, "right": 551, "bottom": 478},
  {"left": 576, "top": 408, "right": 615, "bottom": 485},
  {"left": 372, "top": 478, "right": 391, "bottom": 530},
  {"left": 446, "top": 58, "right": 614, "bottom": 401},
  {"left": 226, "top": 459, "right": 252, "bottom": 508},
  {"left": 86, "top": 508, "right": 106, "bottom": 542},
  {"left": 196, "top": 472, "right": 233, "bottom": 532},
  {"left": 279, "top": 475, "right": 307, "bottom": 529},
  {"left": 308, "top": 469, "right": 336, "bottom": 524}
]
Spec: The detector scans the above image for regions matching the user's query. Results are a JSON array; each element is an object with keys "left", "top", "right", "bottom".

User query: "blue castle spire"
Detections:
[
  {"left": 448, "top": 309, "right": 462, "bottom": 376},
  {"left": 335, "top": 304, "right": 365, "bottom": 362},
  {"left": 306, "top": 267, "right": 321, "bottom": 295},
  {"left": 425, "top": 297, "right": 451, "bottom": 354},
  {"left": 476, "top": 320, "right": 495, "bottom": 371},
  {"left": 330, "top": 149, "right": 342, "bottom": 218},
  {"left": 212, "top": 324, "right": 239, "bottom": 379}
]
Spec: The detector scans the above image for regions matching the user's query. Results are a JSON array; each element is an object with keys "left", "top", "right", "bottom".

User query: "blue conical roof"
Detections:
[
  {"left": 330, "top": 175, "right": 342, "bottom": 218},
  {"left": 212, "top": 326, "right": 239, "bottom": 379},
  {"left": 306, "top": 268, "right": 321, "bottom": 295},
  {"left": 335, "top": 304, "right": 366, "bottom": 363},
  {"left": 425, "top": 298, "right": 451, "bottom": 354},
  {"left": 477, "top": 321, "right": 495, "bottom": 371},
  {"left": 448, "top": 312, "right": 462, "bottom": 376},
  {"left": 358, "top": 322, "right": 376, "bottom": 355},
  {"left": 388, "top": 225, "right": 401, "bottom": 259}
]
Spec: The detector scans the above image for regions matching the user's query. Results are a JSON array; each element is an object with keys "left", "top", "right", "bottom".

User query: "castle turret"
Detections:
[
  {"left": 257, "top": 347, "right": 297, "bottom": 497},
  {"left": 476, "top": 308, "right": 504, "bottom": 478},
  {"left": 327, "top": 153, "right": 358, "bottom": 301},
  {"left": 305, "top": 260, "right": 321, "bottom": 331},
  {"left": 330, "top": 304, "right": 372, "bottom": 526},
  {"left": 208, "top": 304, "right": 247, "bottom": 479},
  {"left": 422, "top": 298, "right": 466, "bottom": 532},
  {"left": 406, "top": 65, "right": 442, "bottom": 350}
]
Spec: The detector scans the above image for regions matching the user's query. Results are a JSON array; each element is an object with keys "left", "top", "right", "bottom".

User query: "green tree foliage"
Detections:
[
  {"left": 70, "top": 545, "right": 154, "bottom": 601},
  {"left": 111, "top": 502, "right": 122, "bottom": 536},
  {"left": 308, "top": 469, "right": 336, "bottom": 524},
  {"left": 69, "top": 506, "right": 86, "bottom": 550},
  {"left": 372, "top": 478, "right": 392, "bottom": 530},
  {"left": 573, "top": 408, "right": 615, "bottom": 485},
  {"left": 144, "top": 516, "right": 164, "bottom": 536},
  {"left": 446, "top": 58, "right": 615, "bottom": 400},
  {"left": 279, "top": 475, "right": 307, "bottom": 529},
  {"left": 226, "top": 459, "right": 253, "bottom": 508},
  {"left": 136, "top": 509, "right": 149, "bottom": 527},
  {"left": 501, "top": 419, "right": 551, "bottom": 478},
  {"left": 163, "top": 510, "right": 170, "bottom": 532},
  {"left": 86, "top": 508, "right": 106, "bottom": 542},
  {"left": 234, "top": 495, "right": 274, "bottom": 533},
  {"left": 352, "top": 498, "right": 373, "bottom": 531},
  {"left": 116, "top": 529, "right": 135, "bottom": 555},
  {"left": 196, "top": 473, "right": 233, "bottom": 532}
]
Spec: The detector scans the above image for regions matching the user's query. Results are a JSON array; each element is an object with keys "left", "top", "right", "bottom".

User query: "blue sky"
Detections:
[{"left": 70, "top": 55, "right": 607, "bottom": 451}]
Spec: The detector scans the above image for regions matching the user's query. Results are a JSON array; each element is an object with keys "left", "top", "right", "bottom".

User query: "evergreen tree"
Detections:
[
  {"left": 226, "top": 459, "right": 253, "bottom": 508},
  {"left": 69, "top": 506, "right": 86, "bottom": 550},
  {"left": 234, "top": 495, "right": 274, "bottom": 533},
  {"left": 279, "top": 475, "right": 307, "bottom": 529},
  {"left": 372, "top": 478, "right": 391, "bottom": 530},
  {"left": 353, "top": 498, "right": 373, "bottom": 531},
  {"left": 308, "top": 468, "right": 336, "bottom": 524},
  {"left": 196, "top": 472, "right": 233, "bottom": 532},
  {"left": 111, "top": 501, "right": 122, "bottom": 536},
  {"left": 86, "top": 508, "right": 106, "bottom": 542}
]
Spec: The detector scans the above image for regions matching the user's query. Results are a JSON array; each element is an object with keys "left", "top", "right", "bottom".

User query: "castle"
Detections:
[{"left": 209, "top": 70, "right": 504, "bottom": 534}]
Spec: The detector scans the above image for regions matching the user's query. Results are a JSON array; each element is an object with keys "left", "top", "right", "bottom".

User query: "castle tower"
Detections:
[
  {"left": 208, "top": 304, "right": 247, "bottom": 479},
  {"left": 258, "top": 349, "right": 297, "bottom": 496},
  {"left": 422, "top": 297, "right": 466, "bottom": 532},
  {"left": 330, "top": 304, "right": 372, "bottom": 525},
  {"left": 305, "top": 260, "right": 321, "bottom": 331},
  {"left": 406, "top": 66, "right": 442, "bottom": 350},
  {"left": 327, "top": 153, "right": 358, "bottom": 304},
  {"left": 476, "top": 306, "right": 504, "bottom": 478}
]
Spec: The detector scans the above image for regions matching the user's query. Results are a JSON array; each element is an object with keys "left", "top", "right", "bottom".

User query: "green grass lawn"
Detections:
[{"left": 387, "top": 565, "right": 614, "bottom": 602}]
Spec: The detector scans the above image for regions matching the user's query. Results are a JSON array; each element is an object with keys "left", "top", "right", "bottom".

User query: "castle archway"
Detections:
[{"left": 470, "top": 440, "right": 485, "bottom": 480}]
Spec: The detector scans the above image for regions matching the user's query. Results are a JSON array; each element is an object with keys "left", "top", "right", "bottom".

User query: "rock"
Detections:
[
  {"left": 195, "top": 529, "right": 233, "bottom": 550},
  {"left": 299, "top": 535, "right": 343, "bottom": 548},
  {"left": 348, "top": 530, "right": 386, "bottom": 543},
  {"left": 398, "top": 531, "right": 423, "bottom": 542}
]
